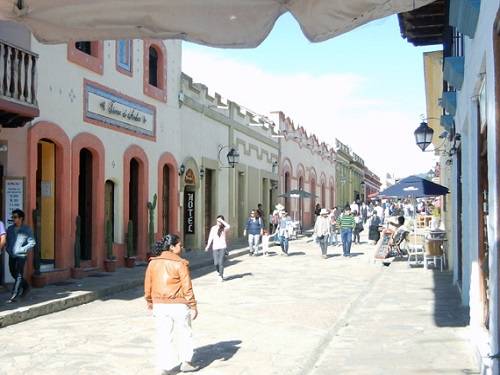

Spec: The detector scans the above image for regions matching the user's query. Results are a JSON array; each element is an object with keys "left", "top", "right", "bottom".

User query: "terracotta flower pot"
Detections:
[
  {"left": 104, "top": 259, "right": 117, "bottom": 272},
  {"left": 125, "top": 256, "right": 136, "bottom": 268},
  {"left": 71, "top": 267, "right": 86, "bottom": 279},
  {"left": 31, "top": 274, "right": 47, "bottom": 288}
]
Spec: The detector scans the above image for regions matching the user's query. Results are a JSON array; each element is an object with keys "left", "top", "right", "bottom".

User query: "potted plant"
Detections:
[
  {"left": 125, "top": 220, "right": 136, "bottom": 268},
  {"left": 71, "top": 216, "right": 86, "bottom": 279},
  {"left": 104, "top": 219, "right": 116, "bottom": 272},
  {"left": 147, "top": 194, "right": 157, "bottom": 262}
]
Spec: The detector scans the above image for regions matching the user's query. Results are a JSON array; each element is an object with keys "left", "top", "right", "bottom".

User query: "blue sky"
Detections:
[{"left": 183, "top": 14, "right": 438, "bottom": 179}]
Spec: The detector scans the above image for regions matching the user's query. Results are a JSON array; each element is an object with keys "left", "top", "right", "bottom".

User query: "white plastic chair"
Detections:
[
  {"left": 407, "top": 233, "right": 425, "bottom": 266},
  {"left": 424, "top": 238, "right": 445, "bottom": 271}
]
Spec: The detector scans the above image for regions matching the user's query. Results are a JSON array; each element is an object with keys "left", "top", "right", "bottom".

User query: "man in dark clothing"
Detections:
[
  {"left": 314, "top": 203, "right": 321, "bottom": 217},
  {"left": 6, "top": 209, "right": 36, "bottom": 303}
]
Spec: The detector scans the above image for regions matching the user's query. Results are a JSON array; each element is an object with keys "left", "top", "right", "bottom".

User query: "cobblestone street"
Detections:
[{"left": 0, "top": 237, "right": 478, "bottom": 375}]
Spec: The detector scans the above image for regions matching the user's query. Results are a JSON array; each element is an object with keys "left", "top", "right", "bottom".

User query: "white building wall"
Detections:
[
  {"left": 451, "top": 0, "right": 499, "bottom": 372},
  {"left": 31, "top": 39, "right": 183, "bottom": 242}
]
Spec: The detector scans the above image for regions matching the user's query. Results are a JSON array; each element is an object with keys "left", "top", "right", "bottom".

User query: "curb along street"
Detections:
[{"left": 0, "top": 238, "right": 259, "bottom": 329}]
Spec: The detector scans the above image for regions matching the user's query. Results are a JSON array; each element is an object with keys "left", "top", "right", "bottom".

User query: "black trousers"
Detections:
[{"left": 8, "top": 255, "right": 28, "bottom": 299}]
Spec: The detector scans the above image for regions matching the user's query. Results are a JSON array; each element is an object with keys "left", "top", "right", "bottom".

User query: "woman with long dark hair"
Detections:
[
  {"left": 144, "top": 234, "right": 199, "bottom": 374},
  {"left": 205, "top": 215, "right": 230, "bottom": 282}
]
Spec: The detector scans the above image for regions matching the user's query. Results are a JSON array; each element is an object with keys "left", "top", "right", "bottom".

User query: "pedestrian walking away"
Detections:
[
  {"left": 314, "top": 203, "right": 321, "bottom": 217},
  {"left": 144, "top": 234, "right": 199, "bottom": 374},
  {"left": 339, "top": 205, "right": 355, "bottom": 257},
  {"left": 276, "top": 210, "right": 292, "bottom": 255},
  {"left": 256, "top": 203, "right": 265, "bottom": 228},
  {"left": 205, "top": 215, "right": 230, "bottom": 281},
  {"left": 6, "top": 209, "right": 35, "bottom": 303},
  {"left": 313, "top": 208, "right": 331, "bottom": 258},
  {"left": 243, "top": 209, "right": 263, "bottom": 256},
  {"left": 352, "top": 211, "right": 363, "bottom": 245},
  {"left": 368, "top": 212, "right": 382, "bottom": 244}
]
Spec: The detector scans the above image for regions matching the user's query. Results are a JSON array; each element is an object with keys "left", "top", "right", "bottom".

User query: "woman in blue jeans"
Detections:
[
  {"left": 243, "top": 210, "right": 263, "bottom": 256},
  {"left": 276, "top": 210, "right": 292, "bottom": 255}
]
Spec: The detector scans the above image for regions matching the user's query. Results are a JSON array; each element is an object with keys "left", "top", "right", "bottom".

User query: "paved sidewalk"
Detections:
[
  {"left": 307, "top": 260, "right": 477, "bottom": 375},
  {"left": 0, "top": 237, "right": 264, "bottom": 328}
]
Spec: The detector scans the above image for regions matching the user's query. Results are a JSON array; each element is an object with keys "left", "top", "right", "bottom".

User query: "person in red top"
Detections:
[{"left": 144, "top": 234, "right": 199, "bottom": 374}]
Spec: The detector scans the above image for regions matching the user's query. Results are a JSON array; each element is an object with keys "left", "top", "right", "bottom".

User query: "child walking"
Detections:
[{"left": 261, "top": 228, "right": 276, "bottom": 256}]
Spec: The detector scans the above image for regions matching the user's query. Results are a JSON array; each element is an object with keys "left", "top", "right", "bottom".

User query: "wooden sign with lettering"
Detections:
[
  {"left": 184, "top": 169, "right": 196, "bottom": 185},
  {"left": 374, "top": 228, "right": 393, "bottom": 260}
]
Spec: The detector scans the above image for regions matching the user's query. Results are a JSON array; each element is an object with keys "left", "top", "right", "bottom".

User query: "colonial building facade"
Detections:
[{"left": 0, "top": 23, "right": 380, "bottom": 287}]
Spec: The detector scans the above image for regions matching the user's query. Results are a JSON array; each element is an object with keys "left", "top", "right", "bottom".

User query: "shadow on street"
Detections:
[
  {"left": 432, "top": 270, "right": 469, "bottom": 327},
  {"left": 224, "top": 272, "right": 253, "bottom": 281},
  {"left": 193, "top": 340, "right": 242, "bottom": 369}
]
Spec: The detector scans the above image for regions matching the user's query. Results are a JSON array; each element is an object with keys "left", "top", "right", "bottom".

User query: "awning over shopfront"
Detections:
[
  {"left": 0, "top": 0, "right": 435, "bottom": 47},
  {"left": 443, "top": 56, "right": 465, "bottom": 90},
  {"left": 441, "top": 91, "right": 457, "bottom": 116},
  {"left": 448, "top": 0, "right": 480, "bottom": 38}
]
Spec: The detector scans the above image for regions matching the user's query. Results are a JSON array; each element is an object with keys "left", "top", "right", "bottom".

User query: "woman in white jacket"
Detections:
[{"left": 205, "top": 215, "right": 230, "bottom": 282}]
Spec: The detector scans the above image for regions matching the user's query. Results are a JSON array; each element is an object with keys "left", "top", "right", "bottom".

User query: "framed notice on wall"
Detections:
[
  {"left": 184, "top": 191, "right": 195, "bottom": 234},
  {"left": 4, "top": 177, "right": 25, "bottom": 226}
]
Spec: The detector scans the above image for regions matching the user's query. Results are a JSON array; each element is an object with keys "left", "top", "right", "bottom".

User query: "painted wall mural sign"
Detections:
[
  {"left": 84, "top": 80, "right": 156, "bottom": 138},
  {"left": 184, "top": 191, "right": 195, "bottom": 234}
]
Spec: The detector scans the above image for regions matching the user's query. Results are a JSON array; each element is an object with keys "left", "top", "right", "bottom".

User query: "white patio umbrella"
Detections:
[{"left": 0, "top": 0, "right": 434, "bottom": 46}]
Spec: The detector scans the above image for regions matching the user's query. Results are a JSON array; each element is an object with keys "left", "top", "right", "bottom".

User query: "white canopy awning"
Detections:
[{"left": 0, "top": 0, "right": 435, "bottom": 47}]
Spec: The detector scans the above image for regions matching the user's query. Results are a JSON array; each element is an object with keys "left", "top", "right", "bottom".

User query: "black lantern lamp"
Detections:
[
  {"left": 226, "top": 147, "right": 239, "bottom": 168},
  {"left": 414, "top": 120, "right": 434, "bottom": 152},
  {"left": 218, "top": 145, "right": 240, "bottom": 168}
]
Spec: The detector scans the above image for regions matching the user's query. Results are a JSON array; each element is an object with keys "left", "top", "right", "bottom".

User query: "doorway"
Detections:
[
  {"left": 36, "top": 140, "right": 56, "bottom": 268},
  {"left": 129, "top": 158, "right": 139, "bottom": 254},
  {"left": 78, "top": 148, "right": 93, "bottom": 261},
  {"left": 162, "top": 165, "right": 170, "bottom": 236},
  {"left": 478, "top": 97, "right": 489, "bottom": 329},
  {"left": 204, "top": 168, "right": 214, "bottom": 242},
  {"left": 238, "top": 171, "right": 245, "bottom": 237}
]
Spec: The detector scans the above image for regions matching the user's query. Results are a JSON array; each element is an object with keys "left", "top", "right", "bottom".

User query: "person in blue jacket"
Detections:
[
  {"left": 6, "top": 209, "right": 36, "bottom": 303},
  {"left": 243, "top": 209, "right": 263, "bottom": 256}
]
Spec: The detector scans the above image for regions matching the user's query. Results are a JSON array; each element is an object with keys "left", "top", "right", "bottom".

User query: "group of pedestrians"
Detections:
[
  {"left": 143, "top": 201, "right": 381, "bottom": 374},
  {"left": 241, "top": 205, "right": 295, "bottom": 257},
  {"left": 0, "top": 209, "right": 36, "bottom": 304},
  {"left": 313, "top": 205, "right": 360, "bottom": 258}
]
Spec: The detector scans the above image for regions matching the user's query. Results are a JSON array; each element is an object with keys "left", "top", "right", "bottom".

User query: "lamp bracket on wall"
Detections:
[
  {"left": 413, "top": 118, "right": 461, "bottom": 157},
  {"left": 218, "top": 145, "right": 240, "bottom": 169}
]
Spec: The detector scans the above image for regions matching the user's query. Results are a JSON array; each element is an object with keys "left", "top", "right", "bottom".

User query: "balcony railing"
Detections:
[{"left": 0, "top": 38, "right": 38, "bottom": 108}]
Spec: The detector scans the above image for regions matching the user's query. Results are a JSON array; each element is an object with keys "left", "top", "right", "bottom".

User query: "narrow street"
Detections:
[{"left": 0, "top": 236, "right": 478, "bottom": 375}]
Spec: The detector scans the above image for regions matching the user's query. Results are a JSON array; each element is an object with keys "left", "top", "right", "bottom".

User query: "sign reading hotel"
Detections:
[
  {"left": 184, "top": 191, "right": 195, "bottom": 234},
  {"left": 84, "top": 80, "right": 156, "bottom": 138}
]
